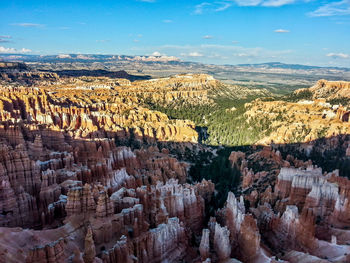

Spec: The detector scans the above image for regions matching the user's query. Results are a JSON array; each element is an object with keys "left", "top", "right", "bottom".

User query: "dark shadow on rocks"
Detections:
[{"left": 50, "top": 69, "right": 151, "bottom": 81}]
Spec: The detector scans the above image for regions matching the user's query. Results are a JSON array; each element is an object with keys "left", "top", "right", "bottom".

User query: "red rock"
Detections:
[
  {"left": 95, "top": 190, "right": 114, "bottom": 218},
  {"left": 25, "top": 238, "right": 66, "bottom": 263},
  {"left": 65, "top": 184, "right": 96, "bottom": 217}
]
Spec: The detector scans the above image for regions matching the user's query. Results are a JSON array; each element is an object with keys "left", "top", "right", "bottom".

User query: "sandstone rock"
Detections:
[
  {"left": 95, "top": 191, "right": 114, "bottom": 218},
  {"left": 83, "top": 226, "right": 96, "bottom": 263},
  {"left": 1, "top": 76, "right": 350, "bottom": 263},
  {"left": 199, "top": 229, "right": 210, "bottom": 260},
  {"left": 25, "top": 238, "right": 65, "bottom": 263},
  {"left": 66, "top": 184, "right": 96, "bottom": 217},
  {"left": 213, "top": 223, "right": 231, "bottom": 260},
  {"left": 244, "top": 93, "right": 350, "bottom": 145},
  {"left": 101, "top": 217, "right": 187, "bottom": 263}
]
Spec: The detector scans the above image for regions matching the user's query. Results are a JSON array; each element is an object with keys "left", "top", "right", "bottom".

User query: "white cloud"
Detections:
[
  {"left": 0, "top": 46, "right": 16, "bottom": 53},
  {"left": 11, "top": 23, "right": 43, "bottom": 27},
  {"left": 194, "top": 2, "right": 211, "bottom": 14},
  {"left": 229, "top": 0, "right": 296, "bottom": 7},
  {"left": 235, "top": 53, "right": 253, "bottom": 57},
  {"left": 0, "top": 46, "right": 31, "bottom": 53},
  {"left": 326, "top": 53, "right": 349, "bottom": 59},
  {"left": 188, "top": 52, "right": 204, "bottom": 57},
  {"left": 215, "top": 2, "right": 232, "bottom": 11},
  {"left": 131, "top": 43, "right": 294, "bottom": 64},
  {"left": 274, "top": 29, "right": 290, "bottom": 33},
  {"left": 194, "top": 2, "right": 233, "bottom": 14},
  {"left": 194, "top": 0, "right": 307, "bottom": 14},
  {"left": 309, "top": 0, "right": 350, "bottom": 17},
  {"left": 261, "top": 0, "right": 295, "bottom": 7},
  {"left": 181, "top": 51, "right": 204, "bottom": 57},
  {"left": 152, "top": 51, "right": 162, "bottom": 56},
  {"left": 163, "top": 19, "right": 173, "bottom": 23},
  {"left": 203, "top": 35, "right": 214, "bottom": 39},
  {"left": 231, "top": 0, "right": 263, "bottom": 6},
  {"left": 19, "top": 48, "right": 31, "bottom": 53}
]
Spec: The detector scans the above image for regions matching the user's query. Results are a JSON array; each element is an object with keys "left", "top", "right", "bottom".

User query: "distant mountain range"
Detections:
[
  {"left": 1, "top": 54, "right": 350, "bottom": 94},
  {"left": 0, "top": 54, "right": 349, "bottom": 71},
  {"left": 236, "top": 62, "right": 350, "bottom": 71},
  {"left": 0, "top": 54, "right": 181, "bottom": 63}
]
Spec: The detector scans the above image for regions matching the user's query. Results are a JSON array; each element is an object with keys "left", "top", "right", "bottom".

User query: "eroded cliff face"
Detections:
[
  {"left": 227, "top": 145, "right": 350, "bottom": 263},
  {"left": 0, "top": 124, "right": 215, "bottom": 263},
  {"left": 0, "top": 74, "right": 208, "bottom": 262},
  {"left": 2, "top": 72, "right": 350, "bottom": 263},
  {"left": 242, "top": 80, "right": 350, "bottom": 145},
  {"left": 298, "top": 79, "right": 350, "bottom": 101},
  {"left": 0, "top": 85, "right": 198, "bottom": 143},
  {"left": 0, "top": 73, "right": 225, "bottom": 263},
  {"left": 244, "top": 98, "right": 350, "bottom": 145},
  {"left": 133, "top": 74, "right": 218, "bottom": 105}
]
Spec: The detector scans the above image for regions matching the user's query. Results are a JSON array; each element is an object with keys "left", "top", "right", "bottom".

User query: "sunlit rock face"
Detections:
[
  {"left": 305, "top": 79, "right": 350, "bottom": 101},
  {"left": 1, "top": 72, "right": 350, "bottom": 263},
  {"left": 0, "top": 85, "right": 198, "bottom": 143},
  {"left": 0, "top": 74, "right": 219, "bottom": 262},
  {"left": 244, "top": 85, "right": 350, "bottom": 145}
]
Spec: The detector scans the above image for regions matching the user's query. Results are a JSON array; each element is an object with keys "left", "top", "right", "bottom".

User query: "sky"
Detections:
[{"left": 0, "top": 0, "right": 350, "bottom": 67}]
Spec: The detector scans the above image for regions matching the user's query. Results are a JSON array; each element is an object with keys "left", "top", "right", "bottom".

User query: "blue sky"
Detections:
[{"left": 0, "top": 0, "right": 350, "bottom": 67}]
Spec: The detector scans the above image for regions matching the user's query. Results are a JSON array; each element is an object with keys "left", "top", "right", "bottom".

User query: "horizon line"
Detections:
[{"left": 0, "top": 53, "right": 349, "bottom": 70}]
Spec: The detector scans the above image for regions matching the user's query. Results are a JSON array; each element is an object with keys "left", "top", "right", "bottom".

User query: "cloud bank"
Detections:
[
  {"left": 0, "top": 46, "right": 32, "bottom": 53},
  {"left": 309, "top": 0, "right": 350, "bottom": 17},
  {"left": 326, "top": 53, "right": 349, "bottom": 59},
  {"left": 11, "top": 23, "right": 44, "bottom": 27},
  {"left": 274, "top": 29, "right": 290, "bottom": 33}
]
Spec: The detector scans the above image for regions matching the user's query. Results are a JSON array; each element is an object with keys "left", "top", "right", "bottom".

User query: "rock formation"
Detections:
[
  {"left": 213, "top": 222, "right": 231, "bottom": 261},
  {"left": 0, "top": 73, "right": 216, "bottom": 262},
  {"left": 1, "top": 69, "right": 350, "bottom": 263},
  {"left": 244, "top": 96, "right": 350, "bottom": 145},
  {"left": 199, "top": 229, "right": 210, "bottom": 260},
  {"left": 83, "top": 226, "right": 96, "bottom": 263}
]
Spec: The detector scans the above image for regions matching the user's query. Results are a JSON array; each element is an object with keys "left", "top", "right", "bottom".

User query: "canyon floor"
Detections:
[{"left": 0, "top": 61, "right": 350, "bottom": 263}]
